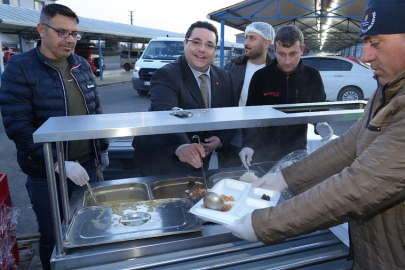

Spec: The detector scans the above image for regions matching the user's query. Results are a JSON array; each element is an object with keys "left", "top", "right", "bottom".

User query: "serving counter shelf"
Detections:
[{"left": 33, "top": 101, "right": 365, "bottom": 269}]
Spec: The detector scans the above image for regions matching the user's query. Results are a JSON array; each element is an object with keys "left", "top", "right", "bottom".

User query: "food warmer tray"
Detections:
[{"left": 64, "top": 198, "right": 202, "bottom": 248}]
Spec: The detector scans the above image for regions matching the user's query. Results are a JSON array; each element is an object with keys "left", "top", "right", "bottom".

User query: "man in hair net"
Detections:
[
  {"left": 239, "top": 25, "right": 333, "bottom": 170},
  {"left": 218, "top": 22, "right": 275, "bottom": 168},
  {"left": 225, "top": 0, "right": 405, "bottom": 268}
]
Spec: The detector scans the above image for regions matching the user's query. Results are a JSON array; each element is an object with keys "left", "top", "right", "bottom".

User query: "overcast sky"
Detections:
[{"left": 57, "top": 0, "right": 244, "bottom": 42}]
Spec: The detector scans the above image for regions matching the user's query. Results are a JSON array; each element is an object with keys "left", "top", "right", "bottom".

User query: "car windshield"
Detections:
[{"left": 142, "top": 40, "right": 184, "bottom": 60}]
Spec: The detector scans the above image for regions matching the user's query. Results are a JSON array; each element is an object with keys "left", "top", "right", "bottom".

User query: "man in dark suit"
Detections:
[{"left": 133, "top": 21, "right": 237, "bottom": 176}]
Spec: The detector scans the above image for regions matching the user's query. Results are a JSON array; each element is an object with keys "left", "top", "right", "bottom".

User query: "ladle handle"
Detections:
[
  {"left": 201, "top": 166, "right": 209, "bottom": 191},
  {"left": 192, "top": 135, "right": 209, "bottom": 191}
]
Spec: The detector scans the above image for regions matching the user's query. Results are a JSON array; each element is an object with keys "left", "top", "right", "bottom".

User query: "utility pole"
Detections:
[{"left": 129, "top": 10, "right": 135, "bottom": 25}]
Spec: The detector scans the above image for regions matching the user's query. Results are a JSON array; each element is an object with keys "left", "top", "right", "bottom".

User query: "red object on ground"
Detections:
[
  {"left": 2, "top": 47, "right": 16, "bottom": 64},
  {"left": 0, "top": 173, "right": 19, "bottom": 268},
  {"left": 0, "top": 173, "right": 10, "bottom": 205}
]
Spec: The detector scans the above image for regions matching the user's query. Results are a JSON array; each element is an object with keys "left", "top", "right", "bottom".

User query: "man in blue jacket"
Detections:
[{"left": 0, "top": 4, "right": 109, "bottom": 269}]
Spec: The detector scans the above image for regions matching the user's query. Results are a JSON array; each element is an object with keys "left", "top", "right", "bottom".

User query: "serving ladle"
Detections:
[
  {"left": 203, "top": 191, "right": 225, "bottom": 211},
  {"left": 192, "top": 135, "right": 225, "bottom": 211}
]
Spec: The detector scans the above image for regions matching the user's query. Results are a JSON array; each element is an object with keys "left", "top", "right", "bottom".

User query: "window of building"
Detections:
[
  {"left": 2, "top": 0, "right": 19, "bottom": 5},
  {"left": 34, "top": 0, "right": 44, "bottom": 10}
]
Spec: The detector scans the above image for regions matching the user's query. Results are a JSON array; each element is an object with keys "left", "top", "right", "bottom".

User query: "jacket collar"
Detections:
[
  {"left": 231, "top": 53, "right": 273, "bottom": 66},
  {"left": 273, "top": 58, "right": 303, "bottom": 75},
  {"left": 35, "top": 40, "right": 80, "bottom": 68},
  {"left": 382, "top": 70, "right": 405, "bottom": 102},
  {"left": 179, "top": 56, "right": 208, "bottom": 108}
]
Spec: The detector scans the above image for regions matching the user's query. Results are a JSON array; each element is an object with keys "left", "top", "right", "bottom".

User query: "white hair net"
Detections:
[{"left": 245, "top": 22, "right": 275, "bottom": 41}]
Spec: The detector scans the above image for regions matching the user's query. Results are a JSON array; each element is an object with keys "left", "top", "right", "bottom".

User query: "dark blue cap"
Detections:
[{"left": 359, "top": 0, "right": 405, "bottom": 37}]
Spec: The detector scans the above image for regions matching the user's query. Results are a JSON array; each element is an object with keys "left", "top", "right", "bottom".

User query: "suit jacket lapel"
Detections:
[
  {"left": 180, "top": 57, "right": 206, "bottom": 108},
  {"left": 210, "top": 67, "right": 221, "bottom": 108}
]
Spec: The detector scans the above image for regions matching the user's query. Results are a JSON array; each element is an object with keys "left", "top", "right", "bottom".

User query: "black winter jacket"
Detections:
[
  {"left": 224, "top": 54, "right": 273, "bottom": 101},
  {"left": 243, "top": 58, "right": 326, "bottom": 162},
  {"left": 0, "top": 44, "right": 109, "bottom": 178}
]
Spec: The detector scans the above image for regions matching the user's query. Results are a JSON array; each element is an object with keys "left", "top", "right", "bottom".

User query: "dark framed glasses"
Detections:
[
  {"left": 42, "top": 23, "right": 82, "bottom": 40},
  {"left": 186, "top": 38, "right": 217, "bottom": 51}
]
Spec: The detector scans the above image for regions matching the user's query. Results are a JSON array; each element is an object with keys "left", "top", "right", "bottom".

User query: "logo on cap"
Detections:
[{"left": 361, "top": 11, "right": 376, "bottom": 34}]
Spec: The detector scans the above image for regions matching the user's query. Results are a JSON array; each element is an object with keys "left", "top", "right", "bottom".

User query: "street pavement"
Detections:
[
  {"left": 95, "top": 68, "right": 132, "bottom": 87},
  {"left": 0, "top": 67, "right": 132, "bottom": 269}
]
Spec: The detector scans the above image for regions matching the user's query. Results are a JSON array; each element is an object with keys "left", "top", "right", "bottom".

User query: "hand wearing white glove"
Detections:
[
  {"left": 316, "top": 122, "right": 334, "bottom": 142},
  {"left": 55, "top": 161, "right": 89, "bottom": 186},
  {"left": 239, "top": 147, "right": 254, "bottom": 170},
  {"left": 251, "top": 172, "right": 288, "bottom": 192},
  {"left": 223, "top": 212, "right": 259, "bottom": 242},
  {"left": 100, "top": 152, "right": 109, "bottom": 171}
]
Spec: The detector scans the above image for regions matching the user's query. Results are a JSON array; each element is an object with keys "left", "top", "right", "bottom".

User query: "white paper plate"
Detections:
[{"left": 190, "top": 178, "right": 280, "bottom": 225}]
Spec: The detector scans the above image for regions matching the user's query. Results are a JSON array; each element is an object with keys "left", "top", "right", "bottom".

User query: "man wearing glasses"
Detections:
[
  {"left": 0, "top": 4, "right": 109, "bottom": 269},
  {"left": 133, "top": 21, "right": 237, "bottom": 176}
]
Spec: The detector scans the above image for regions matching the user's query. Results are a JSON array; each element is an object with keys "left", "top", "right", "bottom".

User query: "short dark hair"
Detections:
[
  {"left": 40, "top": 4, "right": 79, "bottom": 24},
  {"left": 185, "top": 21, "right": 219, "bottom": 44},
  {"left": 274, "top": 25, "right": 304, "bottom": 48}
]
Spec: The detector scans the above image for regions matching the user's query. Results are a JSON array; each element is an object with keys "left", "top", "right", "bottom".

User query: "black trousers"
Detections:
[{"left": 217, "top": 144, "right": 243, "bottom": 169}]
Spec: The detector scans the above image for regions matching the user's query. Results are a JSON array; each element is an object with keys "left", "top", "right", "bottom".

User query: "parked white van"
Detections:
[{"left": 132, "top": 37, "right": 244, "bottom": 96}]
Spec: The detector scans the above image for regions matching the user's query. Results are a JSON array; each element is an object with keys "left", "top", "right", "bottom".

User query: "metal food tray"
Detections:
[
  {"left": 191, "top": 179, "right": 280, "bottom": 225},
  {"left": 64, "top": 198, "right": 202, "bottom": 248}
]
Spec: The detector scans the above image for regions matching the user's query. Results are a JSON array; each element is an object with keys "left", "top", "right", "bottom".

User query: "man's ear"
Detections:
[
  {"left": 37, "top": 23, "right": 45, "bottom": 38},
  {"left": 300, "top": 44, "right": 306, "bottom": 55},
  {"left": 264, "top": 39, "right": 271, "bottom": 50}
]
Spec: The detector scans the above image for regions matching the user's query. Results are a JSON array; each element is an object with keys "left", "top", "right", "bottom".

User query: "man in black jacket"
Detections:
[
  {"left": 133, "top": 21, "right": 237, "bottom": 176},
  {"left": 239, "top": 25, "right": 333, "bottom": 170},
  {"left": 0, "top": 4, "right": 109, "bottom": 269}
]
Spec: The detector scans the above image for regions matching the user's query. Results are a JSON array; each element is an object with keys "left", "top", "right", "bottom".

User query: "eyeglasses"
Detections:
[
  {"left": 42, "top": 23, "right": 82, "bottom": 40},
  {"left": 186, "top": 38, "right": 217, "bottom": 51}
]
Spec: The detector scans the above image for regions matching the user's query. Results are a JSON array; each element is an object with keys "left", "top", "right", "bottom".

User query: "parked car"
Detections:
[
  {"left": 120, "top": 49, "right": 143, "bottom": 71},
  {"left": 301, "top": 55, "right": 376, "bottom": 101},
  {"left": 74, "top": 43, "right": 106, "bottom": 76},
  {"left": 2, "top": 46, "right": 16, "bottom": 65}
]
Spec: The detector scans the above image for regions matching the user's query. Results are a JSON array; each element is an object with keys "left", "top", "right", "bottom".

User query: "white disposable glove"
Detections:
[
  {"left": 100, "top": 152, "right": 109, "bottom": 171},
  {"left": 316, "top": 122, "right": 333, "bottom": 142},
  {"left": 223, "top": 212, "right": 259, "bottom": 242},
  {"left": 251, "top": 172, "right": 288, "bottom": 192},
  {"left": 239, "top": 147, "right": 254, "bottom": 170},
  {"left": 55, "top": 161, "right": 89, "bottom": 186}
]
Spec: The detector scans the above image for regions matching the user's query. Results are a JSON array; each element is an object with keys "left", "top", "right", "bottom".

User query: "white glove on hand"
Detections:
[
  {"left": 251, "top": 172, "right": 288, "bottom": 192},
  {"left": 316, "top": 122, "right": 333, "bottom": 142},
  {"left": 239, "top": 147, "right": 254, "bottom": 170},
  {"left": 100, "top": 152, "right": 109, "bottom": 171},
  {"left": 223, "top": 212, "right": 259, "bottom": 242},
  {"left": 55, "top": 161, "right": 89, "bottom": 186}
]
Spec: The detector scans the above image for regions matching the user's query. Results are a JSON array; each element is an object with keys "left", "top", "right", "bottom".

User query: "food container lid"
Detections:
[{"left": 190, "top": 179, "right": 280, "bottom": 225}]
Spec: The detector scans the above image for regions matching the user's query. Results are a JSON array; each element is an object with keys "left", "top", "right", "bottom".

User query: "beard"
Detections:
[{"left": 245, "top": 47, "right": 265, "bottom": 60}]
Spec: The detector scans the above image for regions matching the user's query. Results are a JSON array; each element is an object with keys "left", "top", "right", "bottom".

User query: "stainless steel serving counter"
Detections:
[
  {"left": 32, "top": 101, "right": 365, "bottom": 269},
  {"left": 60, "top": 170, "right": 352, "bottom": 270}
]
